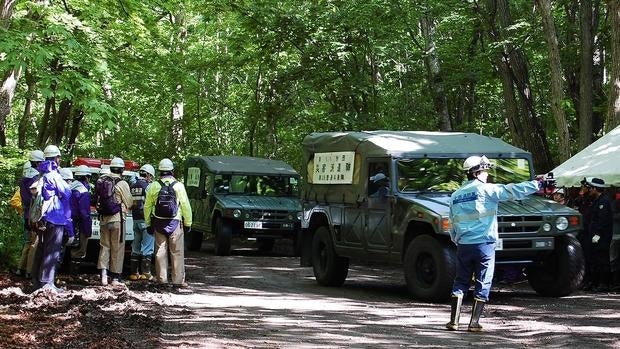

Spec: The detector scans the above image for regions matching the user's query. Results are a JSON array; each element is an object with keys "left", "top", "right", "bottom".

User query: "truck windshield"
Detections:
[
  {"left": 396, "top": 158, "right": 532, "bottom": 192},
  {"left": 215, "top": 174, "right": 299, "bottom": 197}
]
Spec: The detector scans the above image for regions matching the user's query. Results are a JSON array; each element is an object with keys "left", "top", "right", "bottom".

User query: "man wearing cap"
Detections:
[
  {"left": 446, "top": 155, "right": 543, "bottom": 332},
  {"left": 95, "top": 157, "right": 133, "bottom": 286},
  {"left": 369, "top": 173, "right": 390, "bottom": 198},
  {"left": 30, "top": 145, "right": 72, "bottom": 293},
  {"left": 144, "top": 158, "right": 192, "bottom": 288},
  {"left": 583, "top": 177, "right": 613, "bottom": 292},
  {"left": 128, "top": 164, "right": 156, "bottom": 281},
  {"left": 69, "top": 165, "right": 93, "bottom": 259}
]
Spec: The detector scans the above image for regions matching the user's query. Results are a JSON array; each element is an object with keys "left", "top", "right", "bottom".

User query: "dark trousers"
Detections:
[
  {"left": 452, "top": 242, "right": 496, "bottom": 302},
  {"left": 31, "top": 222, "right": 64, "bottom": 286},
  {"left": 590, "top": 247, "right": 611, "bottom": 287}
]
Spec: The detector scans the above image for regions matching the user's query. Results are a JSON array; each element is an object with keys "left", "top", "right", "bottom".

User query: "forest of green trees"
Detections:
[
  {"left": 1, "top": 0, "right": 619, "bottom": 173},
  {"left": 0, "top": 0, "right": 619, "bottom": 265}
]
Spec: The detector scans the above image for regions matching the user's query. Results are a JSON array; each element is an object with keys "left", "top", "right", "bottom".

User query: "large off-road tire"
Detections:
[
  {"left": 311, "top": 226, "right": 349, "bottom": 286},
  {"left": 187, "top": 230, "right": 204, "bottom": 251},
  {"left": 214, "top": 217, "right": 232, "bottom": 256},
  {"left": 403, "top": 235, "right": 456, "bottom": 302},
  {"left": 527, "top": 235, "right": 584, "bottom": 297},
  {"left": 257, "top": 238, "right": 275, "bottom": 252}
]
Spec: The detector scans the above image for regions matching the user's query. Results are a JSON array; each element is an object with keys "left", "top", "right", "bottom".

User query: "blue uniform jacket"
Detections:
[{"left": 449, "top": 179, "right": 540, "bottom": 245}]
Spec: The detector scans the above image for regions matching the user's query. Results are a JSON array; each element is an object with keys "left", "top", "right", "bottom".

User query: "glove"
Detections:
[
  {"left": 183, "top": 226, "right": 191, "bottom": 234},
  {"left": 146, "top": 226, "right": 154, "bottom": 235},
  {"left": 66, "top": 236, "right": 75, "bottom": 246},
  {"left": 592, "top": 235, "right": 600, "bottom": 244}
]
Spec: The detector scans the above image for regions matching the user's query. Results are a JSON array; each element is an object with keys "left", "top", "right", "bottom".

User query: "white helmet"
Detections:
[
  {"left": 59, "top": 168, "right": 74, "bottom": 180},
  {"left": 463, "top": 155, "right": 494, "bottom": 173},
  {"left": 74, "top": 165, "right": 91, "bottom": 176},
  {"left": 158, "top": 158, "right": 174, "bottom": 171},
  {"left": 30, "top": 150, "right": 45, "bottom": 162},
  {"left": 110, "top": 157, "right": 125, "bottom": 168},
  {"left": 100, "top": 166, "right": 111, "bottom": 175},
  {"left": 140, "top": 164, "right": 155, "bottom": 177},
  {"left": 43, "top": 145, "right": 61, "bottom": 158}
]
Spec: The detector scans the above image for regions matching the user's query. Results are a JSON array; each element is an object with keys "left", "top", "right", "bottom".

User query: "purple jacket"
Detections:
[
  {"left": 19, "top": 174, "right": 39, "bottom": 217},
  {"left": 70, "top": 180, "right": 92, "bottom": 238},
  {"left": 38, "top": 161, "right": 72, "bottom": 233}
]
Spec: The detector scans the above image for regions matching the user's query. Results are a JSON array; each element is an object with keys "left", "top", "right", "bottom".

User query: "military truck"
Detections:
[
  {"left": 299, "top": 131, "right": 584, "bottom": 302},
  {"left": 184, "top": 156, "right": 302, "bottom": 255}
]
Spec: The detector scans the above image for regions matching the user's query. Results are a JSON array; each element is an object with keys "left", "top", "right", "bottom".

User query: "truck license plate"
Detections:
[
  {"left": 495, "top": 239, "right": 503, "bottom": 251},
  {"left": 244, "top": 221, "right": 263, "bottom": 229}
]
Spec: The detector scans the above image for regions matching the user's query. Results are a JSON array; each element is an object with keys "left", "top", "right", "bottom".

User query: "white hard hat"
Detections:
[
  {"left": 59, "top": 168, "right": 74, "bottom": 180},
  {"left": 74, "top": 165, "right": 91, "bottom": 176},
  {"left": 30, "top": 150, "right": 45, "bottom": 162},
  {"left": 463, "top": 155, "right": 494, "bottom": 173},
  {"left": 100, "top": 165, "right": 111, "bottom": 175},
  {"left": 140, "top": 164, "right": 155, "bottom": 177},
  {"left": 158, "top": 158, "right": 174, "bottom": 171},
  {"left": 554, "top": 188, "right": 566, "bottom": 195},
  {"left": 43, "top": 145, "right": 61, "bottom": 158},
  {"left": 110, "top": 157, "right": 125, "bottom": 168}
]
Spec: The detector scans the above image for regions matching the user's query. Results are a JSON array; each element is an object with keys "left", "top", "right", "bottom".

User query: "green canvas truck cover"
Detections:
[{"left": 302, "top": 131, "right": 533, "bottom": 204}]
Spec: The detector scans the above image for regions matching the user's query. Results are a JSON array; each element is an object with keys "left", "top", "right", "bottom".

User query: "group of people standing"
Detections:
[
  {"left": 12, "top": 146, "right": 192, "bottom": 293},
  {"left": 561, "top": 177, "right": 616, "bottom": 292}
]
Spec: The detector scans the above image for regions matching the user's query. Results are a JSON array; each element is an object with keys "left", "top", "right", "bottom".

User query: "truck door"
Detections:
[{"left": 364, "top": 161, "right": 392, "bottom": 254}]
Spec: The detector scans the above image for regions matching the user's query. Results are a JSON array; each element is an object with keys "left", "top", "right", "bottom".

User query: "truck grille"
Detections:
[
  {"left": 248, "top": 210, "right": 289, "bottom": 221},
  {"left": 498, "top": 216, "right": 543, "bottom": 235}
]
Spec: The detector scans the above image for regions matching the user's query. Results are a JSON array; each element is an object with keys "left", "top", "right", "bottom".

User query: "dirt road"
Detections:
[{"left": 1, "top": 242, "right": 619, "bottom": 348}]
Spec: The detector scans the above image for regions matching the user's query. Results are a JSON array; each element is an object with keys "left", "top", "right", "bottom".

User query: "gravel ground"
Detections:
[{"left": 1, "top": 241, "right": 619, "bottom": 348}]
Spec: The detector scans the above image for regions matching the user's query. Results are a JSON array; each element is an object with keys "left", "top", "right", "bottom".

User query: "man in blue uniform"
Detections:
[{"left": 446, "top": 155, "right": 542, "bottom": 332}]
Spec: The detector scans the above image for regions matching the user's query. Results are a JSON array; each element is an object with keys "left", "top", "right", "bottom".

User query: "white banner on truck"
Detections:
[
  {"left": 187, "top": 167, "right": 201, "bottom": 187},
  {"left": 313, "top": 151, "right": 355, "bottom": 184}
]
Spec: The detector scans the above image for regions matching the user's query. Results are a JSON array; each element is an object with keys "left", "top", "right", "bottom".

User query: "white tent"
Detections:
[{"left": 552, "top": 125, "right": 620, "bottom": 187}]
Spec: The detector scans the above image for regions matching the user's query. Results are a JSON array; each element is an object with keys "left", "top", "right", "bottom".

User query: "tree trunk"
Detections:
[
  {"left": 536, "top": 0, "right": 571, "bottom": 162},
  {"left": 578, "top": 0, "right": 594, "bottom": 148},
  {"left": 18, "top": 70, "right": 36, "bottom": 148},
  {"left": 420, "top": 14, "right": 451, "bottom": 131},
  {"left": 66, "top": 108, "right": 83, "bottom": 158},
  {"left": 54, "top": 99, "right": 71, "bottom": 144},
  {"left": 0, "top": 0, "right": 17, "bottom": 145},
  {"left": 170, "top": 10, "right": 186, "bottom": 155},
  {"left": 484, "top": 0, "right": 554, "bottom": 171},
  {"left": 606, "top": 0, "right": 620, "bottom": 131}
]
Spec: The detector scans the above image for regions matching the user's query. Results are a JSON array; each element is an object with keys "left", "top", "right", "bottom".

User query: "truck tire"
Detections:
[
  {"left": 187, "top": 230, "right": 203, "bottom": 251},
  {"left": 257, "top": 238, "right": 275, "bottom": 252},
  {"left": 312, "top": 226, "right": 349, "bottom": 286},
  {"left": 214, "top": 217, "right": 232, "bottom": 256},
  {"left": 527, "top": 235, "right": 584, "bottom": 297},
  {"left": 403, "top": 235, "right": 456, "bottom": 302}
]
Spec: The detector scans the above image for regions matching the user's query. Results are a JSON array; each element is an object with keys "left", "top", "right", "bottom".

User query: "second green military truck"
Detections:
[
  {"left": 185, "top": 156, "right": 302, "bottom": 255},
  {"left": 299, "top": 131, "right": 584, "bottom": 302}
]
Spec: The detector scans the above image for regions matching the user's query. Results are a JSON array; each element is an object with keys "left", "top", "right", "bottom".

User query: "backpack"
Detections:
[
  {"left": 155, "top": 180, "right": 178, "bottom": 219},
  {"left": 94, "top": 175, "right": 121, "bottom": 215},
  {"left": 29, "top": 177, "right": 52, "bottom": 229}
]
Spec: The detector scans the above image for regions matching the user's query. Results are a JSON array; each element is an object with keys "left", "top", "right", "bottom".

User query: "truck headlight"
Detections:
[
  {"left": 297, "top": 211, "right": 303, "bottom": 220},
  {"left": 555, "top": 217, "right": 569, "bottom": 231},
  {"left": 542, "top": 223, "right": 552, "bottom": 232},
  {"left": 233, "top": 209, "right": 242, "bottom": 218}
]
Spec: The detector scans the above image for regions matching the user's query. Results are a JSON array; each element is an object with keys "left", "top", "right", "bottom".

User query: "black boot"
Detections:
[
  {"left": 445, "top": 294, "right": 463, "bottom": 331},
  {"left": 140, "top": 255, "right": 153, "bottom": 281},
  {"left": 128, "top": 255, "right": 140, "bottom": 281},
  {"left": 468, "top": 299, "right": 486, "bottom": 332}
]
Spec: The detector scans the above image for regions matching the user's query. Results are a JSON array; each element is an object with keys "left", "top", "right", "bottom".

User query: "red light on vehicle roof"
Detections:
[{"left": 73, "top": 157, "right": 102, "bottom": 167}]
